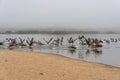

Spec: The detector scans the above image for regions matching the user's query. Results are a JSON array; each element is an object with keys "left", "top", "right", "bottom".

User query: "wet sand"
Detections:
[{"left": 0, "top": 50, "right": 120, "bottom": 80}]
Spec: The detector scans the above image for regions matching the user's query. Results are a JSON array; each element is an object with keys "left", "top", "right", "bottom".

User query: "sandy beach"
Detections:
[{"left": 0, "top": 50, "right": 120, "bottom": 80}]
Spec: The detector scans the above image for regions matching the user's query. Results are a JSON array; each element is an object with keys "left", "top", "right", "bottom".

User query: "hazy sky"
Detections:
[{"left": 0, "top": 0, "right": 120, "bottom": 30}]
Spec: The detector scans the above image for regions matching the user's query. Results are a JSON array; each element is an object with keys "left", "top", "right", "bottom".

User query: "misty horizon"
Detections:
[
  {"left": 0, "top": 0, "right": 120, "bottom": 32},
  {"left": 0, "top": 26, "right": 119, "bottom": 33}
]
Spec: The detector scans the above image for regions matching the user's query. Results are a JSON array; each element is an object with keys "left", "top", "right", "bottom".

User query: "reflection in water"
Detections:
[
  {"left": 68, "top": 49, "right": 76, "bottom": 54},
  {"left": 86, "top": 49, "right": 90, "bottom": 56},
  {"left": 29, "top": 47, "right": 34, "bottom": 52},
  {"left": 77, "top": 48, "right": 103, "bottom": 59},
  {"left": 88, "top": 48, "right": 102, "bottom": 58},
  {"left": 8, "top": 47, "right": 14, "bottom": 50},
  {"left": 92, "top": 49, "right": 102, "bottom": 54},
  {"left": 78, "top": 53, "right": 84, "bottom": 59}
]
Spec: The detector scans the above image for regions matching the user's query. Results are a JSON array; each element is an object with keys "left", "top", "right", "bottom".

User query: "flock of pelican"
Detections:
[{"left": 0, "top": 35, "right": 120, "bottom": 50}]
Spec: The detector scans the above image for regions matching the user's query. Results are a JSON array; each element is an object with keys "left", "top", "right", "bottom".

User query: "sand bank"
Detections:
[{"left": 0, "top": 50, "right": 120, "bottom": 80}]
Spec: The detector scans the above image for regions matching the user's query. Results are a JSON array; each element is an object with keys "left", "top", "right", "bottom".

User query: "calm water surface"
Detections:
[{"left": 0, "top": 34, "right": 120, "bottom": 67}]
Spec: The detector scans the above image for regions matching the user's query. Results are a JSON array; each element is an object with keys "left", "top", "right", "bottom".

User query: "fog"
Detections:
[{"left": 0, "top": 0, "right": 120, "bottom": 31}]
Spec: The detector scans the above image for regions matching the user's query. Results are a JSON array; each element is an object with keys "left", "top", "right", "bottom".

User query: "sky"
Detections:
[{"left": 0, "top": 0, "right": 120, "bottom": 31}]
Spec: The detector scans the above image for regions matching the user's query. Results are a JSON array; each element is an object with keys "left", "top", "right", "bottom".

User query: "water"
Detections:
[{"left": 0, "top": 34, "right": 120, "bottom": 67}]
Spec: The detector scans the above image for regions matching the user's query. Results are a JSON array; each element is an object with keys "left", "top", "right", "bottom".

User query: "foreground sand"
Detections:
[{"left": 0, "top": 50, "right": 120, "bottom": 80}]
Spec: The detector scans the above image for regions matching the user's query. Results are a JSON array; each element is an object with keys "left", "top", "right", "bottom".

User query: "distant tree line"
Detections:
[{"left": 0, "top": 30, "right": 117, "bottom": 34}]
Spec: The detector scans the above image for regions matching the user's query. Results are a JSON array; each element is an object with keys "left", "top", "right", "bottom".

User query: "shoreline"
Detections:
[
  {"left": 0, "top": 50, "right": 120, "bottom": 80},
  {"left": 21, "top": 50, "right": 120, "bottom": 68},
  {"left": 3, "top": 49, "right": 120, "bottom": 68}
]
